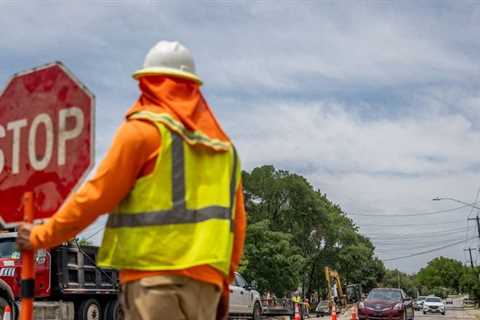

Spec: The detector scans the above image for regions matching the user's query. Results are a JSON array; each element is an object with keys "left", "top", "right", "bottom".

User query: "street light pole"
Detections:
[
  {"left": 433, "top": 197, "right": 480, "bottom": 239},
  {"left": 432, "top": 197, "right": 480, "bottom": 210}
]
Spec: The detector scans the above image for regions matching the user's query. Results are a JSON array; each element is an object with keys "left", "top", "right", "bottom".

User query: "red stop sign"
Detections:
[{"left": 0, "top": 62, "right": 94, "bottom": 227}]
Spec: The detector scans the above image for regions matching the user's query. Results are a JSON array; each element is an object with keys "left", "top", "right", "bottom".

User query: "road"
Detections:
[
  {"left": 416, "top": 308, "right": 478, "bottom": 320},
  {"left": 301, "top": 308, "right": 479, "bottom": 320}
]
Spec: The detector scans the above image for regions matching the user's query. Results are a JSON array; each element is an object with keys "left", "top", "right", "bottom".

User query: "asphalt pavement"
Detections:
[
  {"left": 416, "top": 308, "right": 478, "bottom": 320},
  {"left": 302, "top": 308, "right": 479, "bottom": 320}
]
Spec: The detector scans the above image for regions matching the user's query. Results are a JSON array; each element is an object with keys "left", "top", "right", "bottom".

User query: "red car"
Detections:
[{"left": 358, "top": 288, "right": 415, "bottom": 320}]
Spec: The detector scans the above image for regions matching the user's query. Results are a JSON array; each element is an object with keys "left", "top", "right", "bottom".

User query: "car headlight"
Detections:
[
  {"left": 358, "top": 302, "right": 365, "bottom": 310},
  {"left": 393, "top": 303, "right": 403, "bottom": 311}
]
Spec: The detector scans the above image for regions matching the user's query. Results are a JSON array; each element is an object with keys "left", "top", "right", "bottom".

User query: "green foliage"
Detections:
[
  {"left": 241, "top": 220, "right": 305, "bottom": 296},
  {"left": 416, "top": 257, "right": 465, "bottom": 294},
  {"left": 241, "top": 165, "right": 385, "bottom": 297},
  {"left": 459, "top": 268, "right": 480, "bottom": 301},
  {"left": 75, "top": 238, "right": 93, "bottom": 246},
  {"left": 382, "top": 269, "right": 417, "bottom": 297}
]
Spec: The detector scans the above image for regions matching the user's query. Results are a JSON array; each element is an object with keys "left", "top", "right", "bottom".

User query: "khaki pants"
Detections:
[{"left": 121, "top": 275, "right": 221, "bottom": 320}]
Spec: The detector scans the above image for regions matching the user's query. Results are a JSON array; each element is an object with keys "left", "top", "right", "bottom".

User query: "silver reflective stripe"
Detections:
[
  {"left": 107, "top": 133, "right": 237, "bottom": 229},
  {"left": 229, "top": 146, "right": 238, "bottom": 231},
  {"left": 172, "top": 133, "right": 186, "bottom": 211},
  {"left": 107, "top": 206, "right": 230, "bottom": 227}
]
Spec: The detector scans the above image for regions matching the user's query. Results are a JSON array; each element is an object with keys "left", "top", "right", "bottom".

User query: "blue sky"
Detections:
[{"left": 1, "top": 1, "right": 480, "bottom": 273}]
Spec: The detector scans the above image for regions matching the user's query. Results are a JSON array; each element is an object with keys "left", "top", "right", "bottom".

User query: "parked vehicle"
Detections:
[
  {"left": 464, "top": 297, "right": 475, "bottom": 306},
  {"left": 358, "top": 288, "right": 415, "bottom": 320},
  {"left": 347, "top": 284, "right": 363, "bottom": 303},
  {"left": 229, "top": 272, "right": 262, "bottom": 319},
  {"left": 423, "top": 296, "right": 445, "bottom": 315},
  {"left": 0, "top": 232, "right": 121, "bottom": 320},
  {"left": 415, "top": 296, "right": 426, "bottom": 310},
  {"left": 315, "top": 300, "right": 330, "bottom": 317}
]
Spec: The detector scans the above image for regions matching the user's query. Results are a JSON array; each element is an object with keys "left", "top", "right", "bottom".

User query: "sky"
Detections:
[{"left": 1, "top": 1, "right": 480, "bottom": 273}]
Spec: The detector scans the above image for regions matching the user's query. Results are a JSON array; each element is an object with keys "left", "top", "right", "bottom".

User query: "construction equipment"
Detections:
[{"left": 325, "top": 267, "right": 347, "bottom": 309}]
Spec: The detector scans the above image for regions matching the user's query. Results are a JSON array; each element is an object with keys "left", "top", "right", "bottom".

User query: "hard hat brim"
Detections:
[{"left": 132, "top": 67, "right": 202, "bottom": 85}]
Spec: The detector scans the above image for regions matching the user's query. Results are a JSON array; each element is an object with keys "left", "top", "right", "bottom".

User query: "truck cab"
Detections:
[
  {"left": 0, "top": 232, "right": 122, "bottom": 320},
  {"left": 229, "top": 272, "right": 262, "bottom": 320}
]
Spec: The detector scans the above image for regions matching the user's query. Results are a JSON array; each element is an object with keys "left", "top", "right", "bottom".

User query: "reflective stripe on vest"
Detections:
[
  {"left": 129, "top": 110, "right": 230, "bottom": 151},
  {"left": 106, "top": 133, "right": 238, "bottom": 230}
]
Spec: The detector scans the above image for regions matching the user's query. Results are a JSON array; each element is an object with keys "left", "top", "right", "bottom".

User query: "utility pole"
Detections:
[
  {"left": 465, "top": 248, "right": 475, "bottom": 268},
  {"left": 467, "top": 215, "right": 480, "bottom": 239}
]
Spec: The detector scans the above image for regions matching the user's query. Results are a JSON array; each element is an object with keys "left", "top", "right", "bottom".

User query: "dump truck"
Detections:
[{"left": 0, "top": 232, "right": 121, "bottom": 320}]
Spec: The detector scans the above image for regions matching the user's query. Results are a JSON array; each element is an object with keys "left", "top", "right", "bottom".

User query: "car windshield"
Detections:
[
  {"left": 417, "top": 296, "right": 426, "bottom": 301},
  {"left": 426, "top": 297, "right": 442, "bottom": 303},
  {"left": 368, "top": 290, "right": 402, "bottom": 301},
  {"left": 0, "top": 238, "right": 19, "bottom": 259}
]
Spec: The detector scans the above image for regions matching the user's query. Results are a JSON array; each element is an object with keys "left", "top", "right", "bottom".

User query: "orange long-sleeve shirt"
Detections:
[{"left": 30, "top": 112, "right": 246, "bottom": 287}]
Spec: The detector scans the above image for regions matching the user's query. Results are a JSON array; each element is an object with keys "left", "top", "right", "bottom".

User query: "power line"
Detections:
[
  {"left": 374, "top": 238, "right": 467, "bottom": 251},
  {"left": 370, "top": 233, "right": 467, "bottom": 243},
  {"left": 357, "top": 219, "right": 469, "bottom": 228},
  {"left": 81, "top": 225, "right": 105, "bottom": 242},
  {"left": 375, "top": 233, "right": 470, "bottom": 248},
  {"left": 347, "top": 204, "right": 470, "bottom": 217},
  {"left": 382, "top": 238, "right": 474, "bottom": 262},
  {"left": 366, "top": 226, "right": 467, "bottom": 237}
]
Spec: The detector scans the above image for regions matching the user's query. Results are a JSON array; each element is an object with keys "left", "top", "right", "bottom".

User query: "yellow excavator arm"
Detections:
[{"left": 324, "top": 266, "right": 347, "bottom": 308}]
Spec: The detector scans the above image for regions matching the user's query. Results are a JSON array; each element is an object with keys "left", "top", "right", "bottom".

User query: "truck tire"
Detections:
[
  {"left": 252, "top": 302, "right": 261, "bottom": 320},
  {"left": 104, "top": 299, "right": 123, "bottom": 320},
  {"left": 0, "top": 296, "right": 9, "bottom": 319},
  {"left": 76, "top": 298, "right": 102, "bottom": 320}
]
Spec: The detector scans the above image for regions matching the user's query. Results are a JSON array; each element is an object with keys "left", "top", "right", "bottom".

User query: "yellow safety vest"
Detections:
[{"left": 97, "top": 111, "right": 241, "bottom": 276}]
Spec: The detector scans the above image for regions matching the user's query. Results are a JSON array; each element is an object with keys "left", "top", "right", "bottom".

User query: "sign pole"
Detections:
[{"left": 20, "top": 192, "right": 35, "bottom": 320}]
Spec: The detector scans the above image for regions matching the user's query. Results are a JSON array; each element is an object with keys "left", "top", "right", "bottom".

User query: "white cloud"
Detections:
[
  {"left": 224, "top": 100, "right": 480, "bottom": 272},
  {"left": 228, "top": 101, "right": 480, "bottom": 175}
]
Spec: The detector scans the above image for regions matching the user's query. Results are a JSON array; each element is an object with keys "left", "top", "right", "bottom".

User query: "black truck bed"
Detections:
[{"left": 50, "top": 244, "right": 119, "bottom": 296}]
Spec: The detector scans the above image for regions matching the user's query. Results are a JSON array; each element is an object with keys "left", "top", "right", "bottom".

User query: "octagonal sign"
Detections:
[{"left": 0, "top": 62, "right": 94, "bottom": 227}]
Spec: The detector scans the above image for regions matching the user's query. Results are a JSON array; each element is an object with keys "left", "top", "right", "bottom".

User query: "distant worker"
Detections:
[
  {"left": 332, "top": 279, "right": 339, "bottom": 304},
  {"left": 16, "top": 40, "right": 246, "bottom": 320}
]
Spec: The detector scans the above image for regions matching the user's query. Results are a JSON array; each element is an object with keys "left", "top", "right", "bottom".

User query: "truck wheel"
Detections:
[
  {"left": 0, "top": 296, "right": 15, "bottom": 320},
  {"left": 0, "top": 296, "right": 9, "bottom": 318},
  {"left": 252, "top": 302, "right": 261, "bottom": 320},
  {"left": 76, "top": 299, "right": 101, "bottom": 320},
  {"left": 104, "top": 299, "right": 123, "bottom": 320}
]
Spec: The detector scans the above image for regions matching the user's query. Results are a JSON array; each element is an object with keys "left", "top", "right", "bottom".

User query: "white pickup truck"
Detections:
[{"left": 229, "top": 272, "right": 262, "bottom": 319}]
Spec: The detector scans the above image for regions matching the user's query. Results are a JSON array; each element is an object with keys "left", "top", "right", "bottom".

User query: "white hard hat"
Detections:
[{"left": 133, "top": 41, "right": 202, "bottom": 84}]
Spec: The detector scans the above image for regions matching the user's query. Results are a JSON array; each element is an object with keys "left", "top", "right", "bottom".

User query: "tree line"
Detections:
[
  {"left": 239, "top": 165, "right": 385, "bottom": 298},
  {"left": 385, "top": 257, "right": 480, "bottom": 300},
  {"left": 239, "top": 165, "right": 479, "bottom": 302}
]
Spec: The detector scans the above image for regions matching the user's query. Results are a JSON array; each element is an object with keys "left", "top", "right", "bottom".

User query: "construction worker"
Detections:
[{"left": 16, "top": 40, "right": 247, "bottom": 320}]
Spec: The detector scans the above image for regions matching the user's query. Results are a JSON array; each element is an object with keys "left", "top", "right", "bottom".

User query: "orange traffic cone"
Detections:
[
  {"left": 293, "top": 303, "right": 301, "bottom": 320},
  {"left": 2, "top": 305, "right": 12, "bottom": 320},
  {"left": 330, "top": 304, "right": 337, "bottom": 320},
  {"left": 351, "top": 305, "right": 358, "bottom": 320}
]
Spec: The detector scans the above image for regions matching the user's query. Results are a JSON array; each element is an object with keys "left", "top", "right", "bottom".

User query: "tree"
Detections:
[
  {"left": 416, "top": 257, "right": 465, "bottom": 294},
  {"left": 382, "top": 269, "right": 417, "bottom": 297},
  {"left": 242, "top": 165, "right": 386, "bottom": 297},
  {"left": 240, "top": 220, "right": 305, "bottom": 296},
  {"left": 75, "top": 238, "right": 93, "bottom": 246},
  {"left": 459, "top": 267, "right": 480, "bottom": 301}
]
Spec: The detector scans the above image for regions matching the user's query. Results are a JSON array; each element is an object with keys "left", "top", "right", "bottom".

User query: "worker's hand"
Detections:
[{"left": 16, "top": 223, "right": 34, "bottom": 250}]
